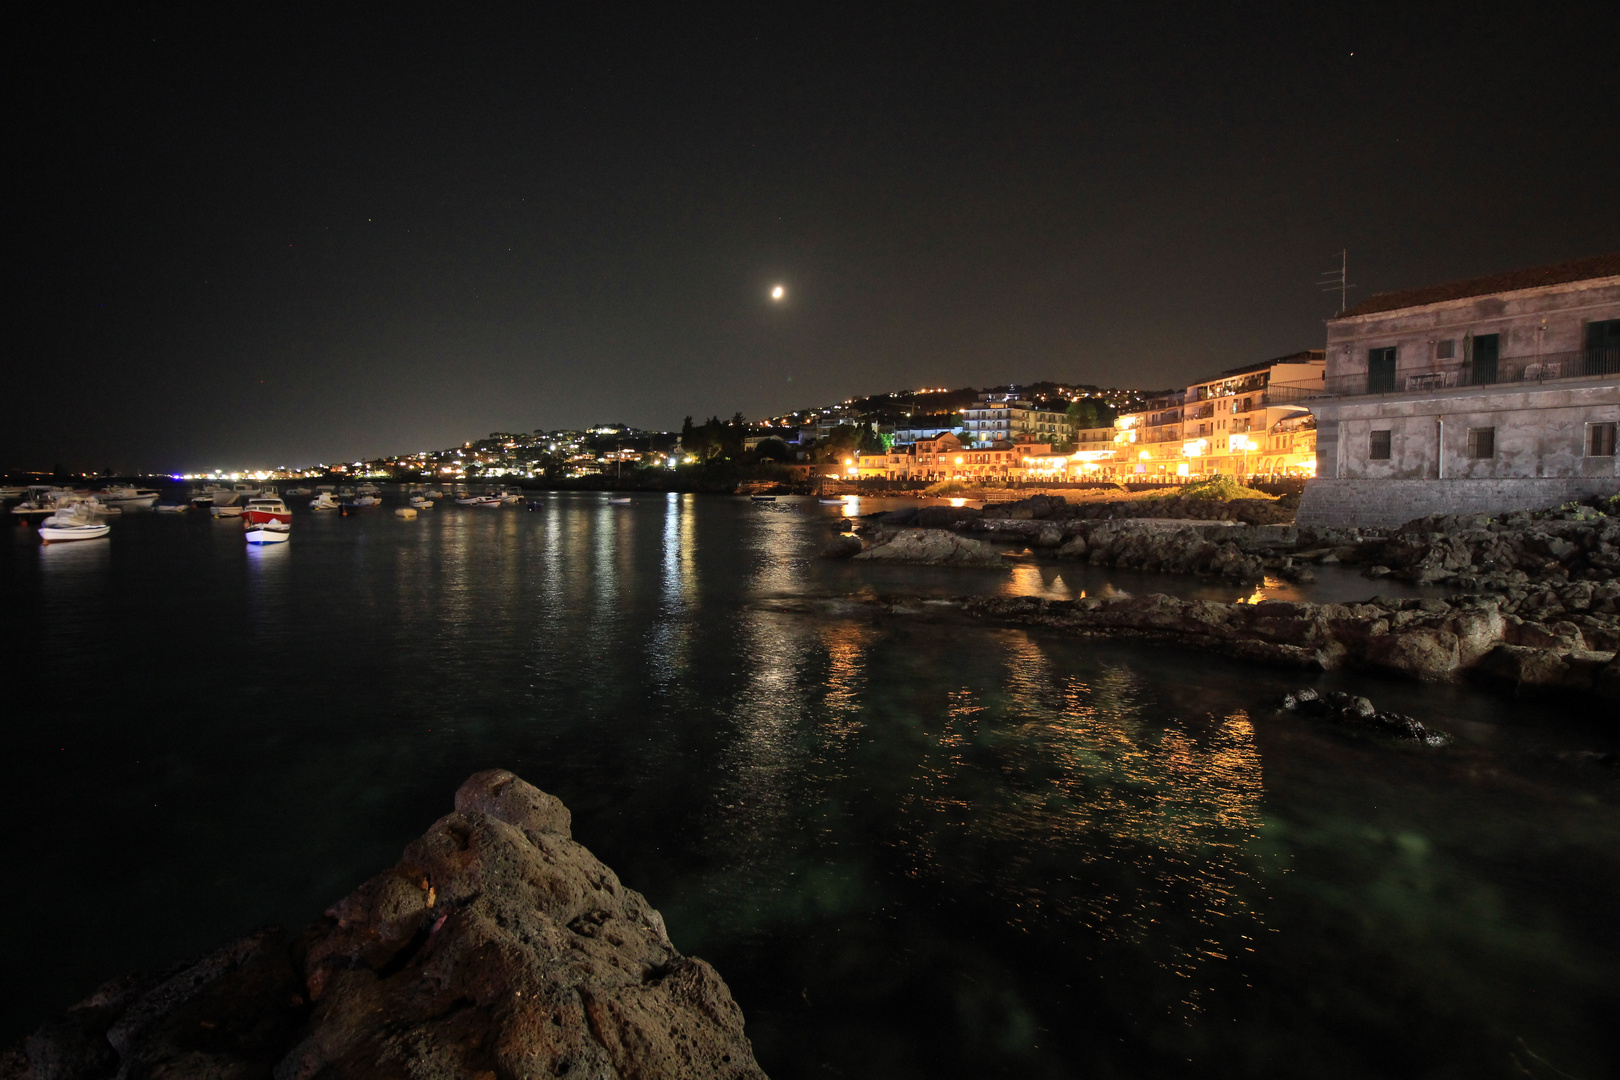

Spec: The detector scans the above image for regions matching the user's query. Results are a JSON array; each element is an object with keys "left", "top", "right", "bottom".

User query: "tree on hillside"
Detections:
[
  {"left": 814, "top": 424, "right": 864, "bottom": 464},
  {"left": 1066, "top": 399, "right": 1116, "bottom": 430}
]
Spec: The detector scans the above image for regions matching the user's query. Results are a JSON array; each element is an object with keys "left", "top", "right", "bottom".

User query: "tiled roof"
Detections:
[{"left": 1338, "top": 254, "right": 1620, "bottom": 318}]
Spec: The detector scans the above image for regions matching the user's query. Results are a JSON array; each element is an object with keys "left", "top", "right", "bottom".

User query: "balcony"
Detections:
[{"left": 1270, "top": 347, "right": 1620, "bottom": 401}]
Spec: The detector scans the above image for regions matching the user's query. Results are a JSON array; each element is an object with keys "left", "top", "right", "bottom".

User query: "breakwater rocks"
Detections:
[
  {"left": 5, "top": 771, "right": 767, "bottom": 1080},
  {"left": 960, "top": 592, "right": 1620, "bottom": 698},
  {"left": 1348, "top": 504, "right": 1620, "bottom": 589}
]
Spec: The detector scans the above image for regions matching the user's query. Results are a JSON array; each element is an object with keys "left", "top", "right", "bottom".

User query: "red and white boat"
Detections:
[{"left": 242, "top": 497, "right": 292, "bottom": 525}]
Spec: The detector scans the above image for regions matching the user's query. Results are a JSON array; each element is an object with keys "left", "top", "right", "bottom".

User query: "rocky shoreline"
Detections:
[
  {"left": 3, "top": 771, "right": 766, "bottom": 1080},
  {"left": 833, "top": 494, "right": 1620, "bottom": 587},
  {"left": 818, "top": 495, "right": 1620, "bottom": 700}
]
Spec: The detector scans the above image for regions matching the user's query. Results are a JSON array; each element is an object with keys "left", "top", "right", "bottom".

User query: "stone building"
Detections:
[{"left": 1293, "top": 254, "right": 1620, "bottom": 527}]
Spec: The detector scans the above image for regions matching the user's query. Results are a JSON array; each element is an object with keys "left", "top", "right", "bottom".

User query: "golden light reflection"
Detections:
[{"left": 889, "top": 637, "right": 1268, "bottom": 1020}]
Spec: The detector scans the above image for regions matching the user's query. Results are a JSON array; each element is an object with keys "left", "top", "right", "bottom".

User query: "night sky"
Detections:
[{"left": 10, "top": 5, "right": 1617, "bottom": 472}]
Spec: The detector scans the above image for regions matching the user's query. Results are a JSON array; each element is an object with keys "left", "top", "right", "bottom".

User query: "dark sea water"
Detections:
[{"left": 3, "top": 492, "right": 1617, "bottom": 1079}]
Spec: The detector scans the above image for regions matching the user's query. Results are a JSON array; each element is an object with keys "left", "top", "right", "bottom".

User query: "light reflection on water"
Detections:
[{"left": 2, "top": 494, "right": 1617, "bottom": 1080}]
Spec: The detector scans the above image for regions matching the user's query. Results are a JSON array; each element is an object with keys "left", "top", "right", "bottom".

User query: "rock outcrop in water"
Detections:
[
  {"left": 960, "top": 591, "right": 1620, "bottom": 698},
  {"left": 850, "top": 528, "right": 1005, "bottom": 567},
  {"left": 1277, "top": 688, "right": 1452, "bottom": 746},
  {"left": 3, "top": 770, "right": 767, "bottom": 1080}
]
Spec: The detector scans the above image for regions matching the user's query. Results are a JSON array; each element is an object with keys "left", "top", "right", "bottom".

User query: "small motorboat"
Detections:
[
  {"left": 817, "top": 497, "right": 846, "bottom": 504},
  {"left": 309, "top": 492, "right": 340, "bottom": 511},
  {"left": 211, "top": 505, "right": 245, "bottom": 518},
  {"left": 455, "top": 494, "right": 501, "bottom": 506},
  {"left": 356, "top": 482, "right": 382, "bottom": 497},
  {"left": 39, "top": 503, "right": 111, "bottom": 544},
  {"left": 408, "top": 495, "right": 434, "bottom": 508},
  {"left": 155, "top": 502, "right": 189, "bottom": 513},
  {"left": 347, "top": 494, "right": 382, "bottom": 508},
  {"left": 395, "top": 507, "right": 418, "bottom": 519},
  {"left": 245, "top": 520, "right": 291, "bottom": 544},
  {"left": 607, "top": 496, "right": 632, "bottom": 505},
  {"left": 95, "top": 485, "right": 160, "bottom": 510},
  {"left": 749, "top": 494, "right": 777, "bottom": 503},
  {"left": 424, "top": 489, "right": 444, "bottom": 500},
  {"left": 243, "top": 497, "right": 292, "bottom": 524},
  {"left": 286, "top": 486, "right": 313, "bottom": 497}
]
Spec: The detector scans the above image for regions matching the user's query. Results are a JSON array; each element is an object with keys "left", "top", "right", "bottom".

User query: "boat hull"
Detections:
[
  {"left": 245, "top": 523, "right": 291, "bottom": 544},
  {"left": 39, "top": 523, "right": 111, "bottom": 543},
  {"left": 243, "top": 510, "right": 293, "bottom": 524}
]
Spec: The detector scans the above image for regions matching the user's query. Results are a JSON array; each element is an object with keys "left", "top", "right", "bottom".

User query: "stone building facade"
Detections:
[{"left": 1294, "top": 254, "right": 1620, "bottom": 527}]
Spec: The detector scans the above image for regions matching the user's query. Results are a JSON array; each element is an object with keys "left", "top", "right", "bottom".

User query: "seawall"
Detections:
[{"left": 1297, "top": 478, "right": 1620, "bottom": 529}]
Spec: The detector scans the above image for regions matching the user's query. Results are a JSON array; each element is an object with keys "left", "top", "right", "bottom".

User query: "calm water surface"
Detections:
[{"left": 2, "top": 493, "right": 1616, "bottom": 1079}]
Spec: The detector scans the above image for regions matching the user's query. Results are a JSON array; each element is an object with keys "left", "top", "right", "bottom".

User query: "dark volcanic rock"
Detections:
[
  {"left": 1278, "top": 688, "right": 1453, "bottom": 746},
  {"left": 7, "top": 771, "right": 767, "bottom": 1080}
]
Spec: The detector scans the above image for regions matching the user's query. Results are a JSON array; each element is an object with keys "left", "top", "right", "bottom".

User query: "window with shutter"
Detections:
[{"left": 1368, "top": 347, "right": 1397, "bottom": 393}]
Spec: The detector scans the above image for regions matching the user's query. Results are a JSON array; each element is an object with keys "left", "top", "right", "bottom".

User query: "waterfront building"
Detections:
[
  {"left": 1180, "top": 352, "right": 1324, "bottom": 478},
  {"left": 1290, "top": 254, "right": 1620, "bottom": 527},
  {"left": 856, "top": 448, "right": 916, "bottom": 480},
  {"left": 961, "top": 393, "right": 1074, "bottom": 446}
]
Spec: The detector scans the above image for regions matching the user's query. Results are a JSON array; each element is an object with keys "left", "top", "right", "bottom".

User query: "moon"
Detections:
[{"left": 770, "top": 284, "right": 785, "bottom": 301}]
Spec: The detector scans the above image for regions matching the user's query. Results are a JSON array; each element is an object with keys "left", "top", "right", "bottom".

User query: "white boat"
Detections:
[
  {"left": 286, "top": 487, "right": 313, "bottom": 497},
  {"left": 245, "top": 520, "right": 291, "bottom": 544},
  {"left": 211, "top": 504, "right": 245, "bottom": 518},
  {"left": 38, "top": 504, "right": 111, "bottom": 544},
  {"left": 817, "top": 497, "right": 846, "bottom": 504},
  {"left": 357, "top": 482, "right": 382, "bottom": 497},
  {"left": 607, "top": 496, "right": 632, "bottom": 505},
  {"left": 94, "top": 485, "right": 160, "bottom": 510},
  {"left": 424, "top": 489, "right": 444, "bottom": 500},
  {"left": 408, "top": 495, "right": 434, "bottom": 508},
  {"left": 84, "top": 499, "right": 122, "bottom": 516},
  {"left": 243, "top": 497, "right": 291, "bottom": 524},
  {"left": 155, "top": 502, "right": 189, "bottom": 513},
  {"left": 309, "top": 492, "right": 340, "bottom": 511},
  {"left": 0, "top": 486, "right": 27, "bottom": 500},
  {"left": 395, "top": 507, "right": 417, "bottom": 519},
  {"left": 455, "top": 494, "right": 501, "bottom": 506},
  {"left": 347, "top": 494, "right": 382, "bottom": 508}
]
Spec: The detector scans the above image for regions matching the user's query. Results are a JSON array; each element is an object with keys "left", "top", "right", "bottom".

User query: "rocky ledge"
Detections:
[
  {"left": 959, "top": 591, "right": 1620, "bottom": 698},
  {"left": 3, "top": 770, "right": 767, "bottom": 1080}
]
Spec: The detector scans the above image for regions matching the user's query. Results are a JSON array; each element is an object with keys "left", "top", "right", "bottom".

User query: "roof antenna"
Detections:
[{"left": 1317, "top": 250, "right": 1356, "bottom": 315}]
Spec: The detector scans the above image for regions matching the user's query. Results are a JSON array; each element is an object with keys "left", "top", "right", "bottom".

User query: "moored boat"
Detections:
[
  {"left": 211, "top": 505, "right": 245, "bottom": 518},
  {"left": 95, "top": 485, "right": 161, "bottom": 510},
  {"left": 455, "top": 494, "right": 501, "bottom": 506},
  {"left": 242, "top": 497, "right": 292, "bottom": 525},
  {"left": 244, "top": 519, "right": 291, "bottom": 544},
  {"left": 38, "top": 503, "right": 111, "bottom": 544},
  {"left": 408, "top": 495, "right": 434, "bottom": 508},
  {"left": 309, "top": 492, "right": 340, "bottom": 511}
]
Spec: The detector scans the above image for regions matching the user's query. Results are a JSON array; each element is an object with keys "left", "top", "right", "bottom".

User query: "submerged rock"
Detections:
[
  {"left": 1278, "top": 688, "right": 1453, "bottom": 747},
  {"left": 6, "top": 770, "right": 768, "bottom": 1080}
]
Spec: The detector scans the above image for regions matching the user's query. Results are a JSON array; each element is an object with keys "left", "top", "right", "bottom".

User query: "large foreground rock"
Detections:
[{"left": 4, "top": 771, "right": 767, "bottom": 1080}]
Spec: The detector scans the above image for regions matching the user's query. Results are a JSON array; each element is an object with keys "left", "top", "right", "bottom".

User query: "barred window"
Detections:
[
  {"left": 1467, "top": 427, "right": 1495, "bottom": 459},
  {"left": 1369, "top": 430, "right": 1392, "bottom": 460},
  {"left": 1589, "top": 422, "right": 1618, "bottom": 457}
]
